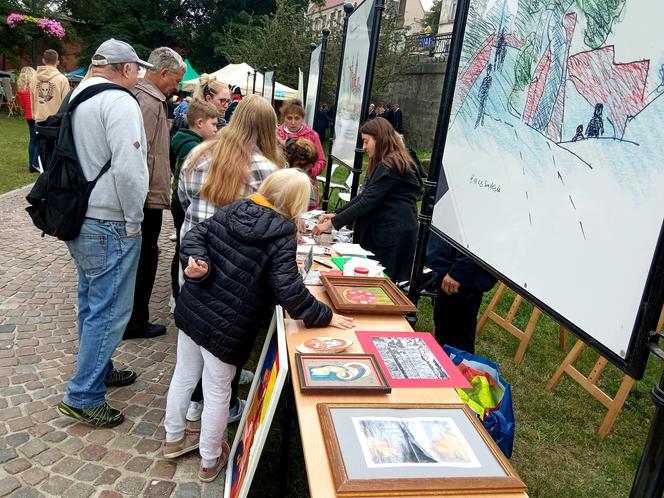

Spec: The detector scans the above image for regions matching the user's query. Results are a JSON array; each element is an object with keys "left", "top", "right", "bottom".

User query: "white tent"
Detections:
[{"left": 181, "top": 62, "right": 298, "bottom": 100}]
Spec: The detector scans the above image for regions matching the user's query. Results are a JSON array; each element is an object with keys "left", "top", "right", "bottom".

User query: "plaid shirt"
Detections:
[{"left": 178, "top": 147, "right": 279, "bottom": 237}]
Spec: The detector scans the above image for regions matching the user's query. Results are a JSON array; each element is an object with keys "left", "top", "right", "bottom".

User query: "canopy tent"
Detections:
[
  {"left": 179, "top": 59, "right": 199, "bottom": 90},
  {"left": 65, "top": 67, "right": 87, "bottom": 82},
  {"left": 181, "top": 62, "right": 298, "bottom": 100}
]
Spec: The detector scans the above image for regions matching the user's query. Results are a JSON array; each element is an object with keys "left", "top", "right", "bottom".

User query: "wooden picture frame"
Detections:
[
  {"left": 295, "top": 353, "right": 391, "bottom": 394},
  {"left": 320, "top": 275, "right": 417, "bottom": 315},
  {"left": 317, "top": 403, "right": 526, "bottom": 496}
]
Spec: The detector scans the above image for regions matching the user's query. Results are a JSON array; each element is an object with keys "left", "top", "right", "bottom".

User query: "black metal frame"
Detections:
[{"left": 407, "top": 0, "right": 664, "bottom": 381}]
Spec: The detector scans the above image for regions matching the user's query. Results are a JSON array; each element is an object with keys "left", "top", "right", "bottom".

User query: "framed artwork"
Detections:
[
  {"left": 356, "top": 331, "right": 470, "bottom": 388},
  {"left": 317, "top": 403, "right": 526, "bottom": 496},
  {"left": 429, "top": 0, "right": 664, "bottom": 379},
  {"left": 295, "top": 353, "right": 391, "bottom": 393},
  {"left": 320, "top": 275, "right": 417, "bottom": 315},
  {"left": 224, "top": 307, "right": 288, "bottom": 498}
]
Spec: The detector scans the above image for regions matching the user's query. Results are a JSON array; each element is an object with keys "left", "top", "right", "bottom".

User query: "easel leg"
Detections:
[
  {"left": 546, "top": 340, "right": 585, "bottom": 391},
  {"left": 514, "top": 308, "right": 541, "bottom": 365},
  {"left": 559, "top": 326, "right": 566, "bottom": 350},
  {"left": 598, "top": 375, "right": 636, "bottom": 438},
  {"left": 278, "top": 372, "right": 294, "bottom": 497},
  {"left": 476, "top": 283, "right": 506, "bottom": 335}
]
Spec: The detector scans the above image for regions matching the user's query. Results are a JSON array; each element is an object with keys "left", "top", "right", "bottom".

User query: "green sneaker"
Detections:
[
  {"left": 104, "top": 369, "right": 137, "bottom": 387},
  {"left": 58, "top": 401, "right": 124, "bottom": 428}
]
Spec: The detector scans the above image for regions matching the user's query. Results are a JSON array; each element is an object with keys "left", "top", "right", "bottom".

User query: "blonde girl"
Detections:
[
  {"left": 165, "top": 168, "right": 353, "bottom": 482},
  {"left": 16, "top": 67, "right": 39, "bottom": 172}
]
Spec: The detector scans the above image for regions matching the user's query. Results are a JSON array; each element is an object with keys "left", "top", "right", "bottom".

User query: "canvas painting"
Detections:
[
  {"left": 296, "top": 353, "right": 391, "bottom": 392},
  {"left": 356, "top": 331, "right": 470, "bottom": 388},
  {"left": 317, "top": 403, "right": 526, "bottom": 495},
  {"left": 339, "top": 286, "right": 393, "bottom": 305},
  {"left": 352, "top": 416, "right": 481, "bottom": 468},
  {"left": 331, "top": 0, "right": 374, "bottom": 167},
  {"left": 225, "top": 309, "right": 288, "bottom": 498},
  {"left": 305, "top": 45, "right": 321, "bottom": 127},
  {"left": 431, "top": 0, "right": 664, "bottom": 366}
]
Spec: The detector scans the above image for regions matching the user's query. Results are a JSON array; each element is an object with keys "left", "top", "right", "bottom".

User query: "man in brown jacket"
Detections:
[
  {"left": 125, "top": 47, "right": 185, "bottom": 339},
  {"left": 31, "top": 49, "right": 70, "bottom": 123}
]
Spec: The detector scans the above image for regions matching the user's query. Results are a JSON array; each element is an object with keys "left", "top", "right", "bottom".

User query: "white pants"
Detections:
[{"left": 165, "top": 331, "right": 236, "bottom": 463}]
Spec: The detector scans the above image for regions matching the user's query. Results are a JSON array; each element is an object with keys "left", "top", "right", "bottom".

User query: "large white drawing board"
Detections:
[
  {"left": 305, "top": 45, "right": 322, "bottom": 128},
  {"left": 331, "top": 0, "right": 374, "bottom": 167},
  {"left": 431, "top": 0, "right": 664, "bottom": 376}
]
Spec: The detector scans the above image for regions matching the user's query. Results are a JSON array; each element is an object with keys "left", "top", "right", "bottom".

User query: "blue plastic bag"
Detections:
[{"left": 443, "top": 345, "right": 515, "bottom": 458}]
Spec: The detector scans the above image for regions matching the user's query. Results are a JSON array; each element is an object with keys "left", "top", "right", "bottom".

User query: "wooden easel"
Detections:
[
  {"left": 545, "top": 339, "right": 635, "bottom": 438},
  {"left": 477, "top": 283, "right": 565, "bottom": 364}
]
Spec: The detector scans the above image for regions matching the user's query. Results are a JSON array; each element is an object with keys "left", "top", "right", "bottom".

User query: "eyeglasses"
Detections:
[{"left": 219, "top": 98, "right": 231, "bottom": 106}]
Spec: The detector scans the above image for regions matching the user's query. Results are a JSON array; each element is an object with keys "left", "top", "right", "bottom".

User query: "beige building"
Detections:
[
  {"left": 308, "top": 0, "right": 425, "bottom": 32},
  {"left": 437, "top": 0, "right": 457, "bottom": 34}
]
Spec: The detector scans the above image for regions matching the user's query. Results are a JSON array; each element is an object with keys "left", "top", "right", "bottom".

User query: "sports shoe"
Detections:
[
  {"left": 186, "top": 401, "right": 204, "bottom": 422},
  {"left": 163, "top": 430, "right": 200, "bottom": 458},
  {"left": 58, "top": 401, "right": 124, "bottom": 428},
  {"left": 104, "top": 369, "right": 137, "bottom": 387},
  {"left": 239, "top": 369, "right": 254, "bottom": 385},
  {"left": 228, "top": 398, "right": 245, "bottom": 424},
  {"left": 198, "top": 441, "right": 230, "bottom": 483}
]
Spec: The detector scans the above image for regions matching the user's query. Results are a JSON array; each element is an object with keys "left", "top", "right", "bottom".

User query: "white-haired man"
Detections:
[
  {"left": 58, "top": 39, "right": 151, "bottom": 427},
  {"left": 125, "top": 47, "right": 186, "bottom": 340}
]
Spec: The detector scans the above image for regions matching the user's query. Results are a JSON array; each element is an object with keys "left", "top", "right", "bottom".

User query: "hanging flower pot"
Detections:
[{"left": 6, "top": 13, "right": 66, "bottom": 39}]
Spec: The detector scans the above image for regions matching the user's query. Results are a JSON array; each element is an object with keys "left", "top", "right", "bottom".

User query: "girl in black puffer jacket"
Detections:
[{"left": 163, "top": 169, "right": 353, "bottom": 483}]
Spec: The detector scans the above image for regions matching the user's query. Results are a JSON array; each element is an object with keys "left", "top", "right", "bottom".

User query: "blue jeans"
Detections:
[
  {"left": 64, "top": 219, "right": 142, "bottom": 409},
  {"left": 27, "top": 119, "right": 39, "bottom": 170}
]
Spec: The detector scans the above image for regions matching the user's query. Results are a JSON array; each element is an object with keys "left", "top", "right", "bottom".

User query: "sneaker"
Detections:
[
  {"left": 163, "top": 430, "right": 200, "bottom": 458},
  {"left": 169, "top": 232, "right": 177, "bottom": 241},
  {"left": 104, "top": 369, "right": 137, "bottom": 387},
  {"left": 58, "top": 401, "right": 124, "bottom": 428},
  {"left": 198, "top": 441, "right": 230, "bottom": 483},
  {"left": 239, "top": 369, "right": 254, "bottom": 385},
  {"left": 186, "top": 401, "right": 204, "bottom": 422},
  {"left": 228, "top": 398, "right": 245, "bottom": 424}
]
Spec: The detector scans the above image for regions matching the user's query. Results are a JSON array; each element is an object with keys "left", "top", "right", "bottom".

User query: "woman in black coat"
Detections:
[
  {"left": 165, "top": 169, "right": 353, "bottom": 482},
  {"left": 313, "top": 118, "right": 422, "bottom": 282}
]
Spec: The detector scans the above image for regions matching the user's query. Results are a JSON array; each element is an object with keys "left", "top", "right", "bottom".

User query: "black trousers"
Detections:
[
  {"left": 170, "top": 199, "right": 185, "bottom": 299},
  {"left": 127, "top": 208, "right": 163, "bottom": 331},
  {"left": 433, "top": 287, "right": 484, "bottom": 354}
]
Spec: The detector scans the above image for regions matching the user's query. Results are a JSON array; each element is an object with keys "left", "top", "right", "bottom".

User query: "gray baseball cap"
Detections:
[{"left": 91, "top": 39, "right": 153, "bottom": 68}]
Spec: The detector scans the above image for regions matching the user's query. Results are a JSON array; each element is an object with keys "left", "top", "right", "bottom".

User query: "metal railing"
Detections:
[{"left": 412, "top": 33, "right": 452, "bottom": 57}]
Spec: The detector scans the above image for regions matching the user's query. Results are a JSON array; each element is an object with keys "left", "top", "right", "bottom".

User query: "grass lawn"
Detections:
[
  {"left": 0, "top": 115, "right": 36, "bottom": 194},
  {"left": 1, "top": 116, "right": 658, "bottom": 497}
]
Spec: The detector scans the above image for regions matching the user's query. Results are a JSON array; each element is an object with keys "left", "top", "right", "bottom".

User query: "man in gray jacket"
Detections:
[
  {"left": 125, "top": 47, "right": 185, "bottom": 340},
  {"left": 57, "top": 39, "right": 151, "bottom": 428}
]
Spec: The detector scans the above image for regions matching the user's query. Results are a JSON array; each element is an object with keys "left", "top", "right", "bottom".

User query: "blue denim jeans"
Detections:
[
  {"left": 64, "top": 219, "right": 142, "bottom": 409},
  {"left": 27, "top": 119, "right": 39, "bottom": 170}
]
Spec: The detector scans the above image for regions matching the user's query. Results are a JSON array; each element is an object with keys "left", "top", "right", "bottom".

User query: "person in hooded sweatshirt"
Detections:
[
  {"left": 277, "top": 98, "right": 326, "bottom": 209},
  {"left": 30, "top": 49, "right": 70, "bottom": 124},
  {"left": 313, "top": 118, "right": 422, "bottom": 282},
  {"left": 163, "top": 168, "right": 354, "bottom": 482}
]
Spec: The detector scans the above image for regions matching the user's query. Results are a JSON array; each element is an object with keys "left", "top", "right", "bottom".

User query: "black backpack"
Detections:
[{"left": 26, "top": 83, "right": 135, "bottom": 241}]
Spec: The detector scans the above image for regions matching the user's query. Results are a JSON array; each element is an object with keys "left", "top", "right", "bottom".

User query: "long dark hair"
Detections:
[{"left": 359, "top": 118, "right": 415, "bottom": 177}]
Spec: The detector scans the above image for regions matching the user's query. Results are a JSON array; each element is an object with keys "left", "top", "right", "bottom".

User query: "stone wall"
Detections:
[{"left": 379, "top": 58, "right": 448, "bottom": 151}]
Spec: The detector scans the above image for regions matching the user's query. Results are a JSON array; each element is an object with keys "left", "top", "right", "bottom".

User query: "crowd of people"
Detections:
[{"left": 16, "top": 38, "right": 495, "bottom": 484}]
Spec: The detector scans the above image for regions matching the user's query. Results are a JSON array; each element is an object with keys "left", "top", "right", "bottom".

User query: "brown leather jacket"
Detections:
[{"left": 132, "top": 78, "right": 171, "bottom": 209}]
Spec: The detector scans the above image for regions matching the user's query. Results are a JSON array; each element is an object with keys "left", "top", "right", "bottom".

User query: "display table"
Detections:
[{"left": 283, "top": 286, "right": 528, "bottom": 498}]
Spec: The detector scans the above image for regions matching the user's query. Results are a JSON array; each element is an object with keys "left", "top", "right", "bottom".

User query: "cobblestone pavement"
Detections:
[{"left": 0, "top": 186, "right": 224, "bottom": 497}]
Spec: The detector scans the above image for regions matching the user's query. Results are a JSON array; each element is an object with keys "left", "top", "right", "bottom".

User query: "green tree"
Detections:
[{"left": 422, "top": 0, "right": 442, "bottom": 34}]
